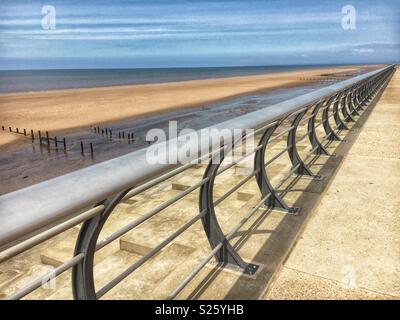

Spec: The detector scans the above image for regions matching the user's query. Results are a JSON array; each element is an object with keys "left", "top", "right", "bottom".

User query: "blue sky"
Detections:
[{"left": 0, "top": 0, "right": 399, "bottom": 69}]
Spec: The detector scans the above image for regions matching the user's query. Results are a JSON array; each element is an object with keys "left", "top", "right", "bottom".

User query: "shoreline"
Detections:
[
  {"left": 0, "top": 80, "right": 312, "bottom": 154},
  {"left": 0, "top": 64, "right": 372, "bottom": 97},
  {"left": 0, "top": 65, "right": 356, "bottom": 99},
  {"left": 0, "top": 65, "right": 381, "bottom": 148},
  {"left": 0, "top": 82, "right": 325, "bottom": 195},
  {"left": 0, "top": 64, "right": 379, "bottom": 95}
]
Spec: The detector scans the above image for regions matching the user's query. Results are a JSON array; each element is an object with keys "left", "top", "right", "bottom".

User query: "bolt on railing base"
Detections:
[
  {"left": 262, "top": 205, "right": 300, "bottom": 216},
  {"left": 260, "top": 191, "right": 300, "bottom": 215},
  {"left": 210, "top": 261, "right": 260, "bottom": 276},
  {"left": 242, "top": 263, "right": 260, "bottom": 275}
]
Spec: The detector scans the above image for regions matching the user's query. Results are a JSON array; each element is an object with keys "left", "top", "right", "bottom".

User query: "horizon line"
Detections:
[{"left": 0, "top": 61, "right": 392, "bottom": 72}]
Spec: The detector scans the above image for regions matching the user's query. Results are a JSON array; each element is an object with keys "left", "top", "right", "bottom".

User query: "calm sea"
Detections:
[{"left": 0, "top": 65, "right": 338, "bottom": 94}]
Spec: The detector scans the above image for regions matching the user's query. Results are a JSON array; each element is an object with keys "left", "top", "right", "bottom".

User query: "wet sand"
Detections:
[
  {"left": 0, "top": 65, "right": 378, "bottom": 149},
  {"left": 0, "top": 65, "right": 383, "bottom": 195},
  {"left": 0, "top": 83, "right": 324, "bottom": 195}
]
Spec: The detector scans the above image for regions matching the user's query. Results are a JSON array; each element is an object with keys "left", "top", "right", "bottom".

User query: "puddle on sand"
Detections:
[{"left": 0, "top": 82, "right": 333, "bottom": 195}]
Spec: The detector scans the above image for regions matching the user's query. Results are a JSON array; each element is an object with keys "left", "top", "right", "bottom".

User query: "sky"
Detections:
[{"left": 0, "top": 0, "right": 399, "bottom": 69}]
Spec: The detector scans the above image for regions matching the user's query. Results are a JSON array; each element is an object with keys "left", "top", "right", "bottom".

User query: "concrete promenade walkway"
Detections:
[{"left": 265, "top": 70, "right": 400, "bottom": 299}]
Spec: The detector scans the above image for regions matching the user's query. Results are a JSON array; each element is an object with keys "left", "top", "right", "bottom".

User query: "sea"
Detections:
[{"left": 0, "top": 65, "right": 343, "bottom": 94}]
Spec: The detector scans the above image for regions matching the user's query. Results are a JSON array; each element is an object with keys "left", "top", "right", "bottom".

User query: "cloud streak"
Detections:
[{"left": 0, "top": 0, "right": 398, "bottom": 69}]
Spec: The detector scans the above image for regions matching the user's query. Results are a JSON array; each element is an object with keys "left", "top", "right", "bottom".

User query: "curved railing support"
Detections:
[
  {"left": 287, "top": 110, "right": 322, "bottom": 179},
  {"left": 348, "top": 89, "right": 360, "bottom": 116},
  {"left": 355, "top": 87, "right": 365, "bottom": 110},
  {"left": 362, "top": 83, "right": 372, "bottom": 106},
  {"left": 341, "top": 92, "right": 355, "bottom": 123},
  {"left": 322, "top": 95, "right": 342, "bottom": 141},
  {"left": 72, "top": 190, "right": 130, "bottom": 300},
  {"left": 254, "top": 124, "right": 299, "bottom": 214},
  {"left": 366, "top": 82, "right": 374, "bottom": 101},
  {"left": 307, "top": 102, "right": 330, "bottom": 156},
  {"left": 333, "top": 94, "right": 349, "bottom": 130},
  {"left": 199, "top": 152, "right": 259, "bottom": 275}
]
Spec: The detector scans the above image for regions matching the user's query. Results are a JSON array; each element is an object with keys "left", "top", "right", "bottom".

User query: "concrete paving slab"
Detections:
[{"left": 267, "top": 267, "right": 395, "bottom": 300}]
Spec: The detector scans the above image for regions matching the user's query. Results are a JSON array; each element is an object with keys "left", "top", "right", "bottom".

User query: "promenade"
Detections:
[
  {"left": 266, "top": 69, "right": 400, "bottom": 299},
  {"left": 0, "top": 68, "right": 397, "bottom": 300}
]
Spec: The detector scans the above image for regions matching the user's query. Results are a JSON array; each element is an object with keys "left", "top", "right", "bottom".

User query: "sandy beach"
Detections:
[{"left": 0, "top": 65, "right": 380, "bottom": 148}]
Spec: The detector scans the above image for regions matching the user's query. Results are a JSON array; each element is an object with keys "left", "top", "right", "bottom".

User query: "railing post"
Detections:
[
  {"left": 287, "top": 109, "right": 322, "bottom": 179},
  {"left": 366, "top": 81, "right": 374, "bottom": 100},
  {"left": 199, "top": 150, "right": 259, "bottom": 275},
  {"left": 307, "top": 101, "right": 330, "bottom": 156},
  {"left": 322, "top": 95, "right": 341, "bottom": 141},
  {"left": 341, "top": 91, "right": 355, "bottom": 123},
  {"left": 333, "top": 93, "right": 349, "bottom": 130},
  {"left": 72, "top": 190, "right": 130, "bottom": 300},
  {"left": 348, "top": 89, "right": 360, "bottom": 116},
  {"left": 357, "top": 85, "right": 366, "bottom": 110},
  {"left": 254, "top": 123, "right": 299, "bottom": 214},
  {"left": 363, "top": 82, "right": 371, "bottom": 105}
]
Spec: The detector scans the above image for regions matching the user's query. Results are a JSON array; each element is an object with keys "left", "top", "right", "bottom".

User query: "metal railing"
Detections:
[{"left": 0, "top": 64, "right": 396, "bottom": 300}]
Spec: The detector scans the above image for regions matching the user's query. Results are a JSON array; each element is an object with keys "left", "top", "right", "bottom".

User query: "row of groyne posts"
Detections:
[
  {"left": 91, "top": 125, "right": 135, "bottom": 143},
  {"left": 91, "top": 125, "right": 152, "bottom": 145},
  {"left": 1, "top": 125, "right": 94, "bottom": 156}
]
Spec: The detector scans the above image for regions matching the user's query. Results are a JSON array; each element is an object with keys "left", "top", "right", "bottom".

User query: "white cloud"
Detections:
[{"left": 352, "top": 48, "right": 375, "bottom": 54}]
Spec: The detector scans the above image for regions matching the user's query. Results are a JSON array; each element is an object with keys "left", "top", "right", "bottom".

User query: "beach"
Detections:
[{"left": 0, "top": 65, "right": 379, "bottom": 149}]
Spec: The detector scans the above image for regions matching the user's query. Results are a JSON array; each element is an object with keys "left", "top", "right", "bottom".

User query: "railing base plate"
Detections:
[
  {"left": 261, "top": 205, "right": 301, "bottom": 216},
  {"left": 292, "top": 173, "right": 325, "bottom": 181},
  {"left": 209, "top": 261, "right": 262, "bottom": 278}
]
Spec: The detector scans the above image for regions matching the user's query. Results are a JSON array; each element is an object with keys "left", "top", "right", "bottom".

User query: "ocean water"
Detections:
[{"left": 0, "top": 65, "right": 338, "bottom": 93}]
